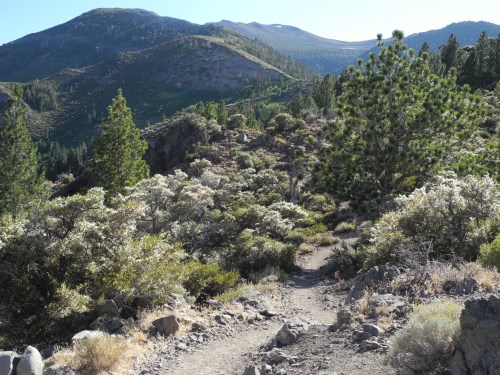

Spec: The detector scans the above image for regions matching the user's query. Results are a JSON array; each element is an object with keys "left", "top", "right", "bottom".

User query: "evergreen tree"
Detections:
[
  {"left": 216, "top": 100, "right": 228, "bottom": 125},
  {"left": 89, "top": 89, "right": 149, "bottom": 198},
  {"left": 313, "top": 31, "right": 485, "bottom": 209},
  {"left": 0, "top": 85, "right": 42, "bottom": 216},
  {"left": 312, "top": 74, "right": 335, "bottom": 110},
  {"left": 440, "top": 34, "right": 459, "bottom": 73}
]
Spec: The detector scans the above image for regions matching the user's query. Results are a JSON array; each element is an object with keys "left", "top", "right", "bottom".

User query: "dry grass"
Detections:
[
  {"left": 333, "top": 220, "right": 357, "bottom": 234},
  {"left": 217, "top": 280, "right": 280, "bottom": 303},
  {"left": 309, "top": 232, "right": 340, "bottom": 246},
  {"left": 298, "top": 242, "right": 316, "bottom": 255},
  {"left": 51, "top": 335, "right": 137, "bottom": 375},
  {"left": 356, "top": 289, "right": 372, "bottom": 315},
  {"left": 376, "top": 317, "right": 392, "bottom": 331},
  {"left": 376, "top": 302, "right": 390, "bottom": 317}
]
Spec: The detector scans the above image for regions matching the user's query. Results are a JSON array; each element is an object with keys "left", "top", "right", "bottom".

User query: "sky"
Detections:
[{"left": 1, "top": 0, "right": 500, "bottom": 45}]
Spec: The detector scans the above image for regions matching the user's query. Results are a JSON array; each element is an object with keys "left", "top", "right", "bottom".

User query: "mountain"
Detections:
[
  {"left": 211, "top": 20, "right": 376, "bottom": 75},
  {"left": 0, "top": 9, "right": 314, "bottom": 145},
  {"left": 0, "top": 8, "right": 313, "bottom": 83},
  {"left": 211, "top": 20, "right": 500, "bottom": 75},
  {"left": 403, "top": 21, "right": 500, "bottom": 52}
]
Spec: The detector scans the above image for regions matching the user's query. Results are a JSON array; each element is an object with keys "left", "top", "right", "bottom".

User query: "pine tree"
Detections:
[
  {"left": 312, "top": 74, "right": 335, "bottom": 110},
  {"left": 313, "top": 31, "right": 485, "bottom": 209},
  {"left": 0, "top": 85, "right": 42, "bottom": 216},
  {"left": 440, "top": 33, "right": 459, "bottom": 73},
  {"left": 89, "top": 89, "right": 149, "bottom": 198}
]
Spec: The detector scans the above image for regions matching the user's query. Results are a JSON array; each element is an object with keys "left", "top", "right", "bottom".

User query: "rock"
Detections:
[
  {"left": 336, "top": 307, "right": 352, "bottom": 326},
  {"left": 236, "top": 133, "right": 248, "bottom": 143},
  {"left": 358, "top": 339, "right": 381, "bottom": 352},
  {"left": 243, "top": 365, "right": 260, "bottom": 375},
  {"left": 95, "top": 299, "right": 120, "bottom": 317},
  {"left": 17, "top": 346, "right": 43, "bottom": 375},
  {"left": 43, "top": 364, "right": 76, "bottom": 375},
  {"left": 260, "top": 364, "right": 272, "bottom": 373},
  {"left": 458, "top": 277, "right": 479, "bottom": 295},
  {"left": 39, "top": 346, "right": 53, "bottom": 360},
  {"left": 89, "top": 314, "right": 125, "bottom": 334},
  {"left": 214, "top": 314, "right": 230, "bottom": 325},
  {"left": 353, "top": 330, "right": 372, "bottom": 342},
  {"left": 346, "top": 265, "right": 400, "bottom": 303},
  {"left": 451, "top": 295, "right": 500, "bottom": 374},
  {"left": 368, "top": 293, "right": 406, "bottom": 315},
  {"left": 273, "top": 317, "right": 312, "bottom": 347},
  {"left": 175, "top": 342, "right": 187, "bottom": 351},
  {"left": 71, "top": 330, "right": 106, "bottom": 343},
  {"left": 362, "top": 324, "right": 383, "bottom": 337},
  {"left": 0, "top": 351, "right": 19, "bottom": 375},
  {"left": 191, "top": 321, "right": 207, "bottom": 332},
  {"left": 169, "top": 294, "right": 189, "bottom": 309},
  {"left": 262, "top": 349, "right": 290, "bottom": 365},
  {"left": 152, "top": 315, "right": 180, "bottom": 336}
]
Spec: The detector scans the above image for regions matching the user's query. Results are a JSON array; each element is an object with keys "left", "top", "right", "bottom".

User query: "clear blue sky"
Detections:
[{"left": 1, "top": 0, "right": 500, "bottom": 45}]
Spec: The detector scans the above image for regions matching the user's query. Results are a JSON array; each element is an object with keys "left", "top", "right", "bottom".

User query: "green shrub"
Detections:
[
  {"left": 364, "top": 174, "right": 500, "bottom": 266},
  {"left": 478, "top": 234, "right": 500, "bottom": 270},
  {"left": 183, "top": 262, "right": 240, "bottom": 299},
  {"left": 268, "top": 113, "right": 294, "bottom": 131},
  {"left": 228, "top": 230, "right": 295, "bottom": 276},
  {"left": 386, "top": 301, "right": 461, "bottom": 373},
  {"left": 322, "top": 243, "right": 365, "bottom": 279}
]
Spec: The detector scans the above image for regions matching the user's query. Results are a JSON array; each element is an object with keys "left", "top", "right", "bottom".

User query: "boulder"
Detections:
[
  {"left": 362, "top": 324, "right": 383, "bottom": 337},
  {"left": 336, "top": 307, "right": 353, "bottom": 326},
  {"left": 273, "top": 317, "right": 312, "bottom": 348},
  {"left": 236, "top": 133, "right": 248, "bottom": 143},
  {"left": 0, "top": 351, "right": 19, "bottom": 375},
  {"left": 71, "top": 330, "right": 106, "bottom": 343},
  {"left": 89, "top": 314, "right": 125, "bottom": 334},
  {"left": 191, "top": 321, "right": 207, "bottom": 332},
  {"left": 450, "top": 295, "right": 500, "bottom": 374},
  {"left": 16, "top": 346, "right": 43, "bottom": 375},
  {"left": 358, "top": 339, "right": 381, "bottom": 352},
  {"left": 152, "top": 314, "right": 180, "bottom": 336},
  {"left": 95, "top": 299, "right": 120, "bottom": 317},
  {"left": 346, "top": 265, "right": 400, "bottom": 303}
]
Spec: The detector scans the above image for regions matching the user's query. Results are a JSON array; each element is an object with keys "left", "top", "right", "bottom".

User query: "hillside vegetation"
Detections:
[{"left": 0, "top": 12, "right": 499, "bottom": 374}]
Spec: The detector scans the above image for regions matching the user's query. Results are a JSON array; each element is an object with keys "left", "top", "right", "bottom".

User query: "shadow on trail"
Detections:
[{"left": 287, "top": 267, "right": 324, "bottom": 290}]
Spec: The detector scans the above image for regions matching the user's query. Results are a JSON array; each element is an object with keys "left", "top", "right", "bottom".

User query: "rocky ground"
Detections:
[{"left": 134, "top": 236, "right": 397, "bottom": 375}]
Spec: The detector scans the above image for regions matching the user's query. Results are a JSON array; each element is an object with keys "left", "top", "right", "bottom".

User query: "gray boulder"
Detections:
[
  {"left": 273, "top": 317, "right": 312, "bottom": 347},
  {"left": 0, "top": 351, "right": 19, "bottom": 375},
  {"left": 236, "top": 133, "right": 248, "bottom": 143},
  {"left": 336, "top": 307, "right": 353, "bottom": 326},
  {"left": 362, "top": 324, "right": 384, "bottom": 337},
  {"left": 152, "top": 314, "right": 180, "bottom": 336},
  {"left": 17, "top": 346, "right": 43, "bottom": 375},
  {"left": 450, "top": 295, "right": 500, "bottom": 375}
]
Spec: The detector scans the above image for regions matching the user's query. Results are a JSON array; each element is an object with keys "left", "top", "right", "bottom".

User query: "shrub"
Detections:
[
  {"left": 322, "top": 243, "right": 365, "bottom": 279},
  {"left": 228, "top": 230, "right": 295, "bottom": 276},
  {"left": 71, "top": 336, "right": 129, "bottom": 375},
  {"left": 183, "top": 262, "right": 240, "bottom": 299},
  {"left": 227, "top": 114, "right": 246, "bottom": 129},
  {"left": 386, "top": 301, "right": 461, "bottom": 373},
  {"left": 309, "top": 232, "right": 340, "bottom": 246},
  {"left": 364, "top": 174, "right": 500, "bottom": 266},
  {"left": 268, "top": 113, "right": 294, "bottom": 131},
  {"left": 478, "top": 234, "right": 500, "bottom": 270},
  {"left": 334, "top": 220, "right": 357, "bottom": 233}
]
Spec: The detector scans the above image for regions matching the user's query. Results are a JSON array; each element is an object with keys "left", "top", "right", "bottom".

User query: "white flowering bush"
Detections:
[{"left": 365, "top": 174, "right": 500, "bottom": 266}]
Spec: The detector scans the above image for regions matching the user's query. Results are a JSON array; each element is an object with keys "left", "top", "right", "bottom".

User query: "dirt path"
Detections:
[{"left": 140, "top": 237, "right": 394, "bottom": 375}]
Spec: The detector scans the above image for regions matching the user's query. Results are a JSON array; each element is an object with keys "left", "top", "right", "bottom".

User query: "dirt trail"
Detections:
[{"left": 145, "top": 237, "right": 386, "bottom": 375}]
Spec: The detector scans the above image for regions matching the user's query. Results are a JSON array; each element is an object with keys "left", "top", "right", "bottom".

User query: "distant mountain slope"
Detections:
[
  {"left": 0, "top": 8, "right": 208, "bottom": 82},
  {"left": 1, "top": 35, "right": 296, "bottom": 145},
  {"left": 0, "top": 8, "right": 314, "bottom": 83},
  {"left": 211, "top": 20, "right": 500, "bottom": 75},
  {"left": 403, "top": 21, "right": 500, "bottom": 51},
  {"left": 211, "top": 20, "right": 376, "bottom": 75}
]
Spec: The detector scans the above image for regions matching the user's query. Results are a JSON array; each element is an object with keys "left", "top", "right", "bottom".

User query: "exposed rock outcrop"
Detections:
[{"left": 450, "top": 294, "right": 500, "bottom": 375}]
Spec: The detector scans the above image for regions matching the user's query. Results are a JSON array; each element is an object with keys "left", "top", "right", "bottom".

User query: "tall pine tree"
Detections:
[
  {"left": 313, "top": 31, "right": 485, "bottom": 209},
  {"left": 89, "top": 89, "right": 149, "bottom": 198},
  {"left": 0, "top": 85, "right": 42, "bottom": 217}
]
